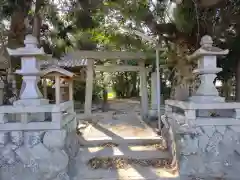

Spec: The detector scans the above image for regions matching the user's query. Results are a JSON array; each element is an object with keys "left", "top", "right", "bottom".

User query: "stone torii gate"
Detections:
[{"left": 62, "top": 50, "right": 149, "bottom": 117}]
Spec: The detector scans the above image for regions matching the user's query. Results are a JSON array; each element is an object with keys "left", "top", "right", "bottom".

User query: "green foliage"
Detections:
[
  {"left": 0, "top": 0, "right": 207, "bottom": 101},
  {"left": 218, "top": 35, "right": 240, "bottom": 81},
  {"left": 73, "top": 81, "right": 102, "bottom": 103},
  {"left": 173, "top": 0, "right": 196, "bottom": 33},
  {"left": 111, "top": 72, "right": 139, "bottom": 98}
]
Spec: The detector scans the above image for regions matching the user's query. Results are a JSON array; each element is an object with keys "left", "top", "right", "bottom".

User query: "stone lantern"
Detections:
[
  {"left": 7, "top": 34, "right": 49, "bottom": 106},
  {"left": 188, "top": 35, "right": 229, "bottom": 103}
]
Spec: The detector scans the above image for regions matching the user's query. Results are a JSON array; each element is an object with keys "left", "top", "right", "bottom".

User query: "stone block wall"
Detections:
[
  {"left": 161, "top": 114, "right": 179, "bottom": 172},
  {"left": 0, "top": 129, "right": 79, "bottom": 180},
  {"left": 179, "top": 125, "right": 240, "bottom": 179},
  {"left": 164, "top": 100, "right": 240, "bottom": 179}
]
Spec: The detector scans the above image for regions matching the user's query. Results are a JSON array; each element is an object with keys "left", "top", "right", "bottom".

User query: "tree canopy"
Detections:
[{"left": 0, "top": 0, "right": 240, "bottom": 100}]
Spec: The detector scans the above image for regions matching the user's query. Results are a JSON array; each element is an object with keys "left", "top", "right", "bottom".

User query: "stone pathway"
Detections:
[
  {"left": 78, "top": 111, "right": 163, "bottom": 145},
  {"left": 75, "top": 99, "right": 178, "bottom": 180},
  {"left": 74, "top": 162, "right": 178, "bottom": 180}
]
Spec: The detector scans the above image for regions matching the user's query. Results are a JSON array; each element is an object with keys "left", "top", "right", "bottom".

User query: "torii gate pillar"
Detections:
[
  {"left": 84, "top": 59, "right": 94, "bottom": 116},
  {"left": 139, "top": 61, "right": 148, "bottom": 117}
]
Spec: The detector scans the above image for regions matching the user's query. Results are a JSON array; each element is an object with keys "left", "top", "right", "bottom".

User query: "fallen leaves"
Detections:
[
  {"left": 87, "top": 157, "right": 171, "bottom": 169},
  {"left": 100, "top": 142, "right": 119, "bottom": 147}
]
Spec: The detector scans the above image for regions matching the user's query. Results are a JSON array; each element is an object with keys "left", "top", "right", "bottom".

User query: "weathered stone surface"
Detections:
[
  {"left": 215, "top": 126, "right": 226, "bottom": 135},
  {"left": 15, "top": 146, "right": 35, "bottom": 166},
  {"left": 198, "top": 133, "right": 209, "bottom": 151},
  {"left": 230, "top": 126, "right": 240, "bottom": 133},
  {"left": 24, "top": 131, "right": 45, "bottom": 148},
  {"left": 0, "top": 145, "right": 16, "bottom": 165},
  {"left": 180, "top": 155, "right": 205, "bottom": 175},
  {"left": 37, "top": 149, "right": 69, "bottom": 180},
  {"left": 202, "top": 126, "right": 215, "bottom": 137},
  {"left": 180, "top": 135, "right": 198, "bottom": 155},
  {"left": 234, "top": 142, "right": 240, "bottom": 155},
  {"left": 178, "top": 123, "right": 240, "bottom": 178},
  {"left": 16, "top": 143, "right": 69, "bottom": 179},
  {"left": 0, "top": 132, "right": 9, "bottom": 146},
  {"left": 205, "top": 161, "right": 224, "bottom": 176},
  {"left": 30, "top": 143, "right": 51, "bottom": 159},
  {"left": 223, "top": 153, "right": 240, "bottom": 178},
  {"left": 16, "top": 145, "right": 48, "bottom": 173},
  {"left": 0, "top": 161, "right": 37, "bottom": 180},
  {"left": 64, "top": 131, "right": 80, "bottom": 158},
  {"left": 43, "top": 130, "right": 67, "bottom": 150},
  {"left": 206, "top": 132, "right": 222, "bottom": 153},
  {"left": 10, "top": 131, "right": 23, "bottom": 146},
  {"left": 221, "top": 128, "right": 238, "bottom": 146},
  {"left": 218, "top": 141, "right": 233, "bottom": 158},
  {"left": 53, "top": 172, "right": 70, "bottom": 180},
  {"left": 5, "top": 143, "right": 18, "bottom": 151}
]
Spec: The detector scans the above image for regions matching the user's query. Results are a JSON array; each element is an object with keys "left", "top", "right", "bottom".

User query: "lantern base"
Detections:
[
  {"left": 189, "top": 95, "right": 225, "bottom": 103},
  {"left": 13, "top": 98, "right": 49, "bottom": 106}
]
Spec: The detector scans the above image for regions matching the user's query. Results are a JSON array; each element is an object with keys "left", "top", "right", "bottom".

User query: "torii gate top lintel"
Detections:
[{"left": 63, "top": 50, "right": 147, "bottom": 61}]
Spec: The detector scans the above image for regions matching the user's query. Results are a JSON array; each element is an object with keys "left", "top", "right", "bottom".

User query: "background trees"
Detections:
[{"left": 0, "top": 0, "right": 240, "bottom": 102}]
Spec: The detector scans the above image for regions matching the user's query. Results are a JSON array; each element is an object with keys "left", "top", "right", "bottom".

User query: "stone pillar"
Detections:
[
  {"left": 149, "top": 71, "right": 159, "bottom": 119},
  {"left": 139, "top": 61, "right": 148, "bottom": 117},
  {"left": 60, "top": 86, "right": 66, "bottom": 102},
  {"left": 151, "top": 72, "right": 157, "bottom": 110},
  {"left": 84, "top": 59, "right": 94, "bottom": 116},
  {"left": 0, "top": 79, "right": 4, "bottom": 105},
  {"left": 69, "top": 80, "right": 73, "bottom": 101},
  {"left": 43, "top": 79, "right": 47, "bottom": 99},
  {"left": 55, "top": 75, "right": 60, "bottom": 104}
]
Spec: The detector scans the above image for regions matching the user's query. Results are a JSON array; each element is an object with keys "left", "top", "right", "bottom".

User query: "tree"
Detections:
[{"left": 1, "top": 0, "right": 239, "bottom": 101}]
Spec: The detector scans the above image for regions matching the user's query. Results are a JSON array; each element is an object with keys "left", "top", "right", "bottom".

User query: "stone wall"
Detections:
[
  {"left": 161, "top": 114, "right": 179, "bottom": 172},
  {"left": 164, "top": 100, "right": 240, "bottom": 179},
  {"left": 179, "top": 125, "right": 240, "bottom": 179},
  {"left": 0, "top": 129, "right": 79, "bottom": 180}
]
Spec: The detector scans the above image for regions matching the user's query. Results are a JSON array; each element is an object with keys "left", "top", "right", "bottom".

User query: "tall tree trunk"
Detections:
[
  {"left": 8, "top": 0, "right": 32, "bottom": 49},
  {"left": 131, "top": 72, "right": 138, "bottom": 97},
  {"left": 236, "top": 59, "right": 240, "bottom": 101},
  {"left": 7, "top": 0, "right": 32, "bottom": 99},
  {"left": 8, "top": 11, "right": 26, "bottom": 49},
  {"left": 7, "top": 10, "right": 26, "bottom": 100},
  {"left": 33, "top": 0, "right": 43, "bottom": 41},
  {"left": 222, "top": 78, "right": 231, "bottom": 101}
]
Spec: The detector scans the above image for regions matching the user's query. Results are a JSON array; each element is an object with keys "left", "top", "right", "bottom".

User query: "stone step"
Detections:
[
  {"left": 79, "top": 146, "right": 171, "bottom": 163},
  {"left": 78, "top": 135, "right": 165, "bottom": 147},
  {"left": 74, "top": 154, "right": 179, "bottom": 180},
  {"left": 75, "top": 176, "right": 180, "bottom": 180}
]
